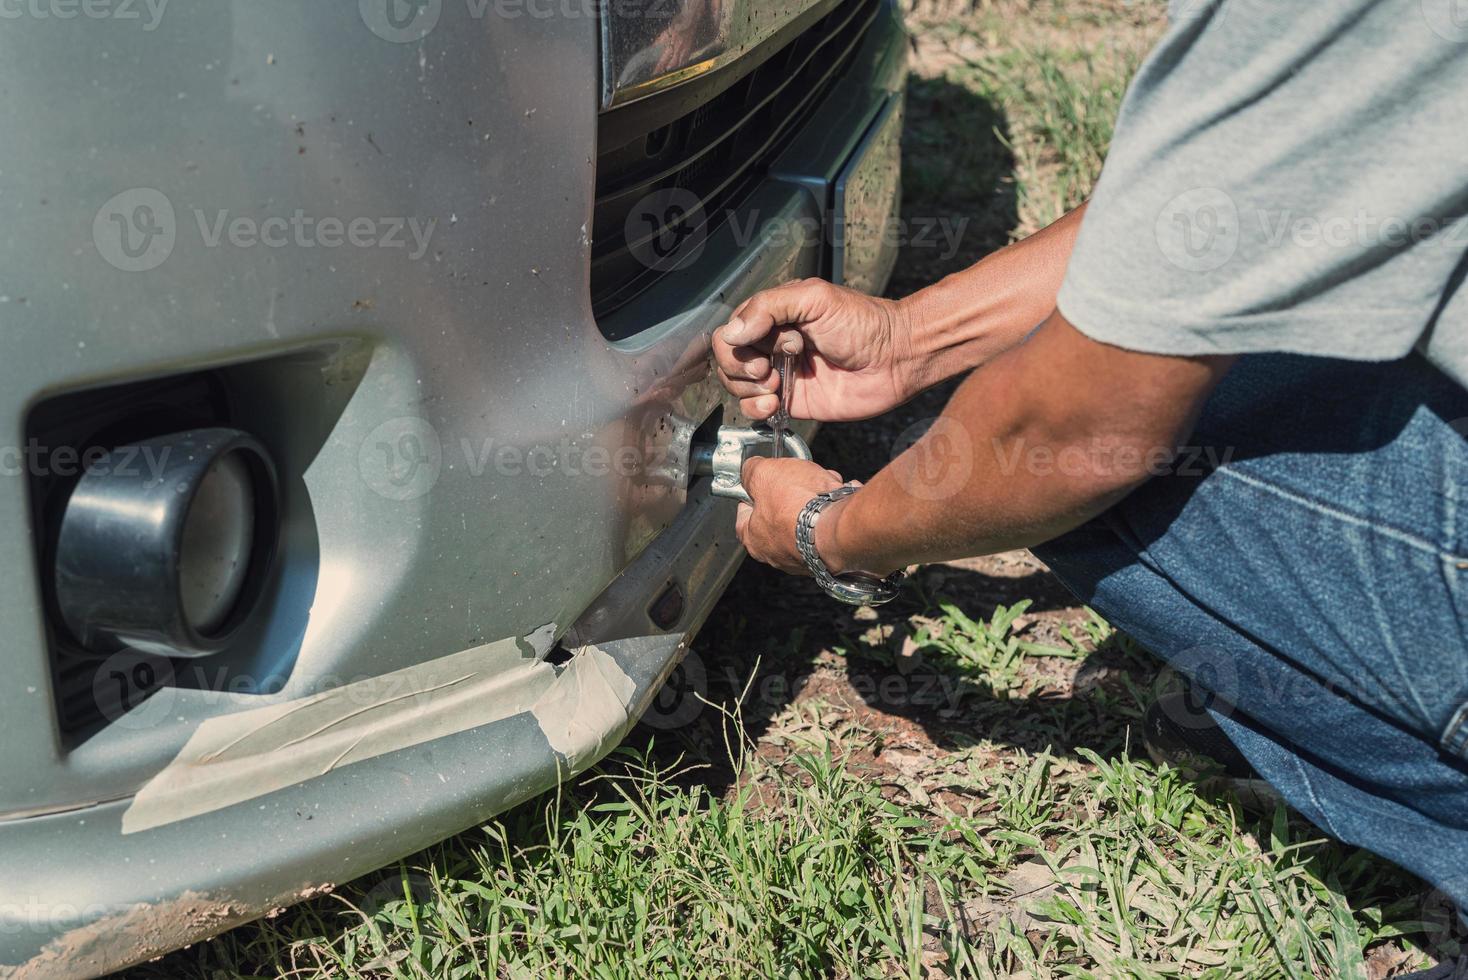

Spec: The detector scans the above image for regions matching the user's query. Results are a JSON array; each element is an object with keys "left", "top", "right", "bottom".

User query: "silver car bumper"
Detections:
[{"left": 0, "top": 0, "right": 905, "bottom": 973}]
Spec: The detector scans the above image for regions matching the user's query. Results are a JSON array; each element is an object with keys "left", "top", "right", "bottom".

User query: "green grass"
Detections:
[
  {"left": 903, "top": 599, "right": 1088, "bottom": 698},
  {"left": 136, "top": 598, "right": 1453, "bottom": 978},
  {"left": 905, "top": 0, "right": 1161, "bottom": 233},
  {"left": 970, "top": 45, "right": 1142, "bottom": 227}
]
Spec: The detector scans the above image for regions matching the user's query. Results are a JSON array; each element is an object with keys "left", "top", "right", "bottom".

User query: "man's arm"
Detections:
[
  {"left": 735, "top": 308, "right": 1234, "bottom": 576},
  {"left": 714, "top": 205, "right": 1089, "bottom": 422},
  {"left": 893, "top": 202, "right": 1090, "bottom": 395}
]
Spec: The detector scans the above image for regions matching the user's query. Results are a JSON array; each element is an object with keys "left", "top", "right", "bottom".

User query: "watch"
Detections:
[{"left": 794, "top": 483, "right": 906, "bottom": 605}]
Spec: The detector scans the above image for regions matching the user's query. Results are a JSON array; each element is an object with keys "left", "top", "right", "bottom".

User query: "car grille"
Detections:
[{"left": 591, "top": 0, "right": 883, "bottom": 319}]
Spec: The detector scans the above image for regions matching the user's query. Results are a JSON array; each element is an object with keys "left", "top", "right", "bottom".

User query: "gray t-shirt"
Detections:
[{"left": 1055, "top": 0, "right": 1468, "bottom": 389}]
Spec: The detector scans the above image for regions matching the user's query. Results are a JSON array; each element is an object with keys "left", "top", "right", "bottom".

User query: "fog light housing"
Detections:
[{"left": 54, "top": 428, "right": 279, "bottom": 658}]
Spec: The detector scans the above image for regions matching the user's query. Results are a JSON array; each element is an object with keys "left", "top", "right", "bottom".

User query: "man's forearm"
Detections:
[
  {"left": 896, "top": 204, "right": 1088, "bottom": 394},
  {"left": 819, "top": 310, "right": 1234, "bottom": 576}
]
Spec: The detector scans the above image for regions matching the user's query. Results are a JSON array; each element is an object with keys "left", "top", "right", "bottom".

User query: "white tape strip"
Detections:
[
  {"left": 530, "top": 644, "right": 639, "bottom": 770},
  {"left": 121, "top": 632, "right": 558, "bottom": 835}
]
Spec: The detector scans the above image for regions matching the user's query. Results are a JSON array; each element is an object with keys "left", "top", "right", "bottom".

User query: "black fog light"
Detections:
[{"left": 54, "top": 428, "right": 279, "bottom": 658}]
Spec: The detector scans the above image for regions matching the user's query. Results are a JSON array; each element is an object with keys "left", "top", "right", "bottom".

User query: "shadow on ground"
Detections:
[{"left": 628, "top": 67, "right": 1056, "bottom": 785}]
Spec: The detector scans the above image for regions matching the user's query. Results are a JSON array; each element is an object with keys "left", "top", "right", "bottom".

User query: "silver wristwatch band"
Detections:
[{"left": 794, "top": 483, "right": 905, "bottom": 605}]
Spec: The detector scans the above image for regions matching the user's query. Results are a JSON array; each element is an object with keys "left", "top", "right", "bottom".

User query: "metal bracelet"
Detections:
[{"left": 795, "top": 483, "right": 905, "bottom": 606}]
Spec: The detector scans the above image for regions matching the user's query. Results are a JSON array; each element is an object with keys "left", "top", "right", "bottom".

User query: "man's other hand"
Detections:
[
  {"left": 734, "top": 456, "right": 846, "bottom": 574},
  {"left": 714, "top": 278, "right": 915, "bottom": 422}
]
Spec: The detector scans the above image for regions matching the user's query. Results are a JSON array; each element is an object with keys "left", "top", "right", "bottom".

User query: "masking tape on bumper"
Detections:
[
  {"left": 530, "top": 643, "right": 639, "bottom": 770},
  {"left": 121, "top": 625, "right": 639, "bottom": 835}
]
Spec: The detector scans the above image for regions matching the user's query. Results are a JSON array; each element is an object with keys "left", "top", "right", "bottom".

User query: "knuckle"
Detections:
[
  {"left": 741, "top": 459, "right": 769, "bottom": 495},
  {"left": 719, "top": 352, "right": 749, "bottom": 375}
]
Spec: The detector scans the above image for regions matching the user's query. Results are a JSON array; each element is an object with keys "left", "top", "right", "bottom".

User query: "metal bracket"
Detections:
[{"left": 690, "top": 425, "right": 812, "bottom": 504}]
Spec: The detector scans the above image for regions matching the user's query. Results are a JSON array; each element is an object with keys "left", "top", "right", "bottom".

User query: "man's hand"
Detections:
[
  {"left": 714, "top": 279, "right": 915, "bottom": 422},
  {"left": 734, "top": 456, "right": 846, "bottom": 574},
  {"left": 712, "top": 207, "right": 1094, "bottom": 424}
]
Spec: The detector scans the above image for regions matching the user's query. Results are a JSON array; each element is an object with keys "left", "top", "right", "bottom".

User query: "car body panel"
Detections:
[{"left": 0, "top": 0, "right": 906, "bottom": 973}]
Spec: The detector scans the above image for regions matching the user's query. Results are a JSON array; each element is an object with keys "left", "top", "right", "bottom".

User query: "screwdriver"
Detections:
[{"left": 771, "top": 348, "right": 795, "bottom": 459}]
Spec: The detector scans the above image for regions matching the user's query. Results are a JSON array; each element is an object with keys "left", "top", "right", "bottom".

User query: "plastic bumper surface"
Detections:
[{"left": 0, "top": 5, "right": 906, "bottom": 976}]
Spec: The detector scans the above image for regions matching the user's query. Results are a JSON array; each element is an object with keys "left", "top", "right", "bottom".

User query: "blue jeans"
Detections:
[{"left": 1033, "top": 353, "right": 1468, "bottom": 913}]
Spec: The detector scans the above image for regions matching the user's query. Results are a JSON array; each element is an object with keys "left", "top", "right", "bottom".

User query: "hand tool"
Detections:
[{"left": 771, "top": 348, "right": 795, "bottom": 459}]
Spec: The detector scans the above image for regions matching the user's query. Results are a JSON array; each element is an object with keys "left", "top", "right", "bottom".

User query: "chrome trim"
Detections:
[{"left": 600, "top": 0, "right": 835, "bottom": 108}]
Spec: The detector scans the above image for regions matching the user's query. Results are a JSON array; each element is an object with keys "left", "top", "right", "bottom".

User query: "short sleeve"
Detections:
[{"left": 1056, "top": 0, "right": 1468, "bottom": 373}]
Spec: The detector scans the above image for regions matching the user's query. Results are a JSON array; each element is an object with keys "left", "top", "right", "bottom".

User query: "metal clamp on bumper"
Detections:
[{"left": 691, "top": 425, "right": 812, "bottom": 504}]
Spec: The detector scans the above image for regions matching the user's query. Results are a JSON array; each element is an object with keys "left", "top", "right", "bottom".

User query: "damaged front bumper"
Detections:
[
  {"left": 0, "top": 480, "right": 744, "bottom": 979},
  {"left": 0, "top": 0, "right": 905, "bottom": 974}
]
